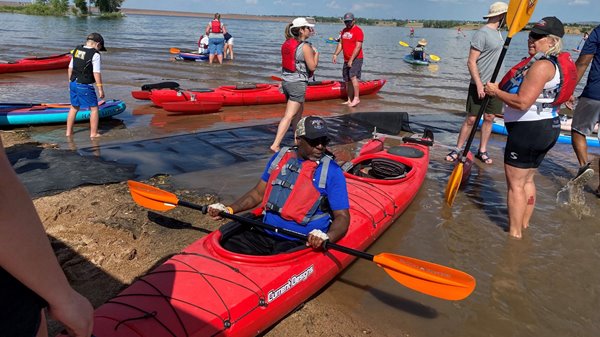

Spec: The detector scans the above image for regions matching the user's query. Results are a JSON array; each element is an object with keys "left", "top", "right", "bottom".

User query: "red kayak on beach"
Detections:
[
  {"left": 0, "top": 53, "right": 71, "bottom": 73},
  {"left": 148, "top": 79, "right": 387, "bottom": 108},
  {"left": 65, "top": 133, "right": 462, "bottom": 337}
]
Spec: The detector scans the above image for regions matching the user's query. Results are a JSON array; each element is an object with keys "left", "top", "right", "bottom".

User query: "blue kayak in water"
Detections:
[
  {"left": 481, "top": 118, "right": 600, "bottom": 148},
  {"left": 403, "top": 54, "right": 430, "bottom": 66},
  {"left": 176, "top": 52, "right": 209, "bottom": 61},
  {"left": 0, "top": 99, "right": 126, "bottom": 126}
]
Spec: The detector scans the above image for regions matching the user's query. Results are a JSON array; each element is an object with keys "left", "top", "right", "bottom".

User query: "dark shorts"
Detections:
[
  {"left": 219, "top": 221, "right": 304, "bottom": 255},
  {"left": 0, "top": 268, "right": 47, "bottom": 337},
  {"left": 572, "top": 96, "right": 600, "bottom": 137},
  {"left": 504, "top": 117, "right": 560, "bottom": 169},
  {"left": 281, "top": 81, "right": 307, "bottom": 103},
  {"left": 69, "top": 81, "right": 98, "bottom": 108},
  {"left": 342, "top": 58, "right": 363, "bottom": 82},
  {"left": 466, "top": 83, "right": 503, "bottom": 116}
]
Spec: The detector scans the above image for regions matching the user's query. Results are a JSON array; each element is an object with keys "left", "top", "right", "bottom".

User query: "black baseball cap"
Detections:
[
  {"left": 343, "top": 12, "right": 355, "bottom": 21},
  {"left": 87, "top": 32, "right": 107, "bottom": 51},
  {"left": 296, "top": 116, "right": 328, "bottom": 139},
  {"left": 530, "top": 16, "right": 565, "bottom": 38}
]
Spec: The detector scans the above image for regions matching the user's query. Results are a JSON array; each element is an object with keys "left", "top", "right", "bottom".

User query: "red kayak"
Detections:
[
  {"left": 131, "top": 82, "right": 181, "bottom": 100},
  {"left": 71, "top": 134, "right": 434, "bottom": 337},
  {"left": 0, "top": 53, "right": 71, "bottom": 73},
  {"left": 162, "top": 100, "right": 224, "bottom": 114},
  {"left": 149, "top": 79, "right": 386, "bottom": 107}
]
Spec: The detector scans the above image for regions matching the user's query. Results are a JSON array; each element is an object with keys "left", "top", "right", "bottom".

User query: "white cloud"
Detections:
[
  {"left": 568, "top": 0, "right": 590, "bottom": 4},
  {"left": 246, "top": 0, "right": 258, "bottom": 4},
  {"left": 327, "top": 1, "right": 341, "bottom": 9}
]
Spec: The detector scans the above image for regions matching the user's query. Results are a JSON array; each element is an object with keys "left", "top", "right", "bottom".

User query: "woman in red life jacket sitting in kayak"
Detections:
[
  {"left": 270, "top": 17, "right": 319, "bottom": 153},
  {"left": 209, "top": 116, "right": 350, "bottom": 255},
  {"left": 484, "top": 16, "right": 576, "bottom": 239}
]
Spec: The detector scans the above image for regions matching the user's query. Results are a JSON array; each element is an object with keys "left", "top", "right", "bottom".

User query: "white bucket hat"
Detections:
[
  {"left": 483, "top": 2, "right": 508, "bottom": 18},
  {"left": 291, "top": 17, "right": 315, "bottom": 29}
]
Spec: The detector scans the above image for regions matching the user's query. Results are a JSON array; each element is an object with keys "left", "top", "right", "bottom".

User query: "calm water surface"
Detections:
[{"left": 1, "top": 13, "right": 599, "bottom": 337}]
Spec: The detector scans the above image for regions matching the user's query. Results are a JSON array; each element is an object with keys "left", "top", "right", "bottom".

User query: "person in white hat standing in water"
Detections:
[{"left": 445, "top": 2, "right": 508, "bottom": 165}]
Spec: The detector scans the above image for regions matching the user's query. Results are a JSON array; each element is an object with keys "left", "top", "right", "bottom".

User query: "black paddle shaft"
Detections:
[
  {"left": 461, "top": 36, "right": 513, "bottom": 160},
  {"left": 184, "top": 200, "right": 375, "bottom": 261}
]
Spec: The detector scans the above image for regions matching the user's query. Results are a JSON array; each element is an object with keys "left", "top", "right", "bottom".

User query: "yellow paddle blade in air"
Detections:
[
  {"left": 399, "top": 41, "right": 409, "bottom": 47},
  {"left": 506, "top": 0, "right": 538, "bottom": 38},
  {"left": 429, "top": 54, "right": 441, "bottom": 62}
]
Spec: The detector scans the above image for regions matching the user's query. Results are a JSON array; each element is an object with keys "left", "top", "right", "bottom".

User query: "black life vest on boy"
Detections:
[
  {"left": 499, "top": 52, "right": 577, "bottom": 107},
  {"left": 261, "top": 147, "right": 331, "bottom": 225},
  {"left": 70, "top": 45, "right": 97, "bottom": 84}
]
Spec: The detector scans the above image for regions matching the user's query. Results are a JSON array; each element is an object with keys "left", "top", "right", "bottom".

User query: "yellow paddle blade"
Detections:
[
  {"left": 506, "top": 0, "right": 538, "bottom": 38},
  {"left": 127, "top": 180, "right": 179, "bottom": 211},
  {"left": 429, "top": 54, "right": 441, "bottom": 62},
  {"left": 398, "top": 41, "right": 409, "bottom": 47},
  {"left": 445, "top": 162, "right": 464, "bottom": 206},
  {"left": 374, "top": 253, "right": 476, "bottom": 300},
  {"left": 169, "top": 47, "right": 181, "bottom": 54}
]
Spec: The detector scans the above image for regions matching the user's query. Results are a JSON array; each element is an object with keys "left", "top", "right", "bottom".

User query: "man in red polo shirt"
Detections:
[{"left": 332, "top": 12, "right": 364, "bottom": 107}]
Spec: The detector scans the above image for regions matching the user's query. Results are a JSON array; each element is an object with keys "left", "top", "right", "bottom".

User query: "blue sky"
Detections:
[{"left": 121, "top": 0, "right": 597, "bottom": 23}]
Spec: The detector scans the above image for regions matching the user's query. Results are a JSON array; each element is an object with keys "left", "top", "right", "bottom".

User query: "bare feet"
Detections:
[
  {"left": 348, "top": 98, "right": 360, "bottom": 107},
  {"left": 90, "top": 133, "right": 101, "bottom": 139},
  {"left": 342, "top": 100, "right": 351, "bottom": 105}
]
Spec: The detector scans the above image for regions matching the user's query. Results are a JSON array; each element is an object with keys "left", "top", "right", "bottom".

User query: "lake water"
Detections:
[{"left": 1, "top": 12, "right": 599, "bottom": 337}]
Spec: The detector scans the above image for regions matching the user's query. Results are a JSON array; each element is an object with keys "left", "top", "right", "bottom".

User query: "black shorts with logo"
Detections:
[
  {"left": 504, "top": 117, "right": 560, "bottom": 169},
  {"left": 0, "top": 268, "right": 47, "bottom": 337}
]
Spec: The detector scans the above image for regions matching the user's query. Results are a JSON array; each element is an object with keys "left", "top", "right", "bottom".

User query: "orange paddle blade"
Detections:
[
  {"left": 169, "top": 47, "right": 181, "bottom": 54},
  {"left": 374, "top": 253, "right": 476, "bottom": 300},
  {"left": 506, "top": 0, "right": 538, "bottom": 38},
  {"left": 445, "top": 162, "right": 463, "bottom": 206},
  {"left": 127, "top": 180, "right": 179, "bottom": 211}
]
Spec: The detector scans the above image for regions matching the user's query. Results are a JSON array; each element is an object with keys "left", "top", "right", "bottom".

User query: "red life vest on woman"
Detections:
[
  {"left": 499, "top": 52, "right": 577, "bottom": 106},
  {"left": 211, "top": 19, "right": 222, "bottom": 33},
  {"left": 261, "top": 147, "right": 331, "bottom": 225},
  {"left": 281, "top": 38, "right": 304, "bottom": 73}
]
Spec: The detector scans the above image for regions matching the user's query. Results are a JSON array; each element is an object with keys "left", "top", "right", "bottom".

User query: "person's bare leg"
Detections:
[
  {"left": 479, "top": 113, "right": 494, "bottom": 155},
  {"left": 270, "top": 100, "right": 302, "bottom": 152},
  {"left": 89, "top": 106, "right": 100, "bottom": 138},
  {"left": 66, "top": 106, "right": 79, "bottom": 137},
  {"left": 505, "top": 164, "right": 531, "bottom": 239},
  {"left": 344, "top": 80, "right": 354, "bottom": 104},
  {"left": 348, "top": 76, "right": 361, "bottom": 107},
  {"left": 571, "top": 131, "right": 589, "bottom": 166},
  {"left": 456, "top": 115, "right": 477, "bottom": 150},
  {"left": 209, "top": 53, "right": 214, "bottom": 64},
  {"left": 522, "top": 169, "right": 536, "bottom": 229},
  {"left": 217, "top": 53, "right": 223, "bottom": 64}
]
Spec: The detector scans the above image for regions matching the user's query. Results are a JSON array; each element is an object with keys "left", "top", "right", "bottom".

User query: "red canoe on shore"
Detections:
[
  {"left": 0, "top": 53, "right": 71, "bottom": 73},
  {"left": 65, "top": 133, "right": 440, "bottom": 337},
  {"left": 148, "top": 79, "right": 387, "bottom": 108},
  {"left": 162, "top": 100, "right": 224, "bottom": 114}
]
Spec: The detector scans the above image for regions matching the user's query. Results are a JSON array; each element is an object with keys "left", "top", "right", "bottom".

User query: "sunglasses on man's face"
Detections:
[
  {"left": 301, "top": 136, "right": 330, "bottom": 147},
  {"left": 528, "top": 32, "right": 547, "bottom": 41}
]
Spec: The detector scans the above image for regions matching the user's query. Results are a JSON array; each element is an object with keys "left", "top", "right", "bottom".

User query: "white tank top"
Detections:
[{"left": 504, "top": 63, "right": 560, "bottom": 123}]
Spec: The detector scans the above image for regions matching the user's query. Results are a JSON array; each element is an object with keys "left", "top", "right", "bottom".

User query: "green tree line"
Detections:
[{"left": 0, "top": 0, "right": 124, "bottom": 16}]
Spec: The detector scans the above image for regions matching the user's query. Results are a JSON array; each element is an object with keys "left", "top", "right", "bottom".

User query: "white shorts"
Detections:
[{"left": 226, "top": 37, "right": 234, "bottom": 45}]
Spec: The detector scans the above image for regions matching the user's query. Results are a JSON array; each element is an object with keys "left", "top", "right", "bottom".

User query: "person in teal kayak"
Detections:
[
  {"left": 0, "top": 139, "right": 94, "bottom": 336},
  {"left": 66, "top": 32, "right": 106, "bottom": 139},
  {"left": 205, "top": 13, "right": 227, "bottom": 64},
  {"left": 209, "top": 116, "right": 350, "bottom": 255},
  {"left": 412, "top": 39, "right": 427, "bottom": 61},
  {"left": 270, "top": 17, "right": 319, "bottom": 153}
]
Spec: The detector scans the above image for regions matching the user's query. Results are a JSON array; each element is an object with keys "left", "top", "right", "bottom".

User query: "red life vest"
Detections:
[
  {"left": 261, "top": 147, "right": 331, "bottom": 225},
  {"left": 499, "top": 52, "right": 577, "bottom": 106},
  {"left": 211, "top": 19, "right": 222, "bottom": 33},
  {"left": 281, "top": 38, "right": 304, "bottom": 73}
]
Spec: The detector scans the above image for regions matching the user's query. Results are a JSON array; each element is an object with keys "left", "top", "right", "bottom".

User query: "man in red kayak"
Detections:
[
  {"left": 208, "top": 116, "right": 350, "bottom": 254},
  {"left": 332, "top": 12, "right": 364, "bottom": 107},
  {"left": 0, "top": 139, "right": 93, "bottom": 336},
  {"left": 66, "top": 32, "right": 107, "bottom": 139}
]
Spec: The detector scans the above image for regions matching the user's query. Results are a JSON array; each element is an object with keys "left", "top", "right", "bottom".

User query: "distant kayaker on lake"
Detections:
[
  {"left": 205, "top": 13, "right": 227, "bottom": 64},
  {"left": 445, "top": 1, "right": 508, "bottom": 165},
  {"left": 66, "top": 32, "right": 107, "bottom": 139},
  {"left": 412, "top": 39, "right": 427, "bottom": 61},
  {"left": 332, "top": 12, "right": 364, "bottom": 107},
  {"left": 209, "top": 116, "right": 350, "bottom": 255},
  {"left": 270, "top": 17, "right": 319, "bottom": 153},
  {"left": 0, "top": 139, "right": 94, "bottom": 336}
]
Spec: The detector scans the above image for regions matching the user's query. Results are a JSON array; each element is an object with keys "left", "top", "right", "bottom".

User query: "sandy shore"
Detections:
[{"left": 1, "top": 130, "right": 400, "bottom": 337}]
